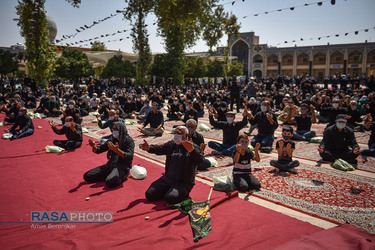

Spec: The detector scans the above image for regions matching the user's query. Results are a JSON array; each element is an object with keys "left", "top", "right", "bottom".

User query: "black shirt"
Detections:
[
  {"left": 276, "top": 140, "right": 295, "bottom": 162},
  {"left": 183, "top": 108, "right": 198, "bottom": 123},
  {"left": 320, "top": 124, "right": 359, "bottom": 153},
  {"left": 294, "top": 115, "right": 312, "bottom": 131},
  {"left": 144, "top": 110, "right": 164, "bottom": 128},
  {"left": 320, "top": 106, "right": 348, "bottom": 126},
  {"left": 209, "top": 115, "right": 248, "bottom": 145},
  {"left": 188, "top": 131, "right": 204, "bottom": 146},
  {"left": 11, "top": 114, "right": 34, "bottom": 132},
  {"left": 149, "top": 141, "right": 204, "bottom": 190},
  {"left": 96, "top": 136, "right": 134, "bottom": 168},
  {"left": 249, "top": 111, "right": 278, "bottom": 134},
  {"left": 365, "top": 121, "right": 375, "bottom": 145},
  {"left": 52, "top": 124, "right": 83, "bottom": 142},
  {"left": 232, "top": 148, "right": 254, "bottom": 174}
]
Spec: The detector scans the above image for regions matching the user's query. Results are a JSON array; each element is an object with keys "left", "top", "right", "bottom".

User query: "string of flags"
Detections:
[
  {"left": 219, "top": 0, "right": 344, "bottom": 17},
  {"left": 272, "top": 27, "right": 375, "bottom": 46},
  {"left": 63, "top": 30, "right": 129, "bottom": 46},
  {"left": 55, "top": 12, "right": 122, "bottom": 43},
  {"left": 68, "top": 38, "right": 128, "bottom": 48}
]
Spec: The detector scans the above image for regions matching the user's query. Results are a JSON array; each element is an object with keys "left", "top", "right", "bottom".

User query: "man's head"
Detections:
[
  {"left": 332, "top": 98, "right": 340, "bottom": 109},
  {"left": 152, "top": 102, "right": 158, "bottom": 112},
  {"left": 350, "top": 100, "right": 357, "bottom": 110},
  {"left": 226, "top": 111, "right": 236, "bottom": 124},
  {"left": 68, "top": 100, "right": 75, "bottom": 109},
  {"left": 174, "top": 126, "right": 188, "bottom": 145},
  {"left": 261, "top": 100, "right": 270, "bottom": 112},
  {"left": 19, "top": 107, "right": 27, "bottom": 116},
  {"left": 186, "top": 119, "right": 197, "bottom": 136},
  {"left": 282, "top": 125, "right": 293, "bottom": 141},
  {"left": 185, "top": 100, "right": 193, "bottom": 111},
  {"left": 300, "top": 103, "right": 309, "bottom": 115},
  {"left": 65, "top": 116, "right": 74, "bottom": 125},
  {"left": 335, "top": 114, "right": 347, "bottom": 130}
]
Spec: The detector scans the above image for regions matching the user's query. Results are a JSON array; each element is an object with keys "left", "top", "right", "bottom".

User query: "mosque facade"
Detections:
[{"left": 216, "top": 32, "right": 375, "bottom": 80}]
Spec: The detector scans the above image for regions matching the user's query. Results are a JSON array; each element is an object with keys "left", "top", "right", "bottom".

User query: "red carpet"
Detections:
[
  {"left": 274, "top": 223, "right": 375, "bottom": 250},
  {"left": 0, "top": 117, "right": 365, "bottom": 249}
]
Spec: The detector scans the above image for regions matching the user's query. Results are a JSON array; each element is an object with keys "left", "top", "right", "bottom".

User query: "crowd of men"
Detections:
[{"left": 1, "top": 73, "right": 375, "bottom": 203}]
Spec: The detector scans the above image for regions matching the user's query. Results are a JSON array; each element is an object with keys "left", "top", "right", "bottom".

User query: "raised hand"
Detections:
[
  {"left": 49, "top": 120, "right": 54, "bottom": 126},
  {"left": 266, "top": 113, "right": 273, "bottom": 122},
  {"left": 255, "top": 143, "right": 261, "bottom": 150},
  {"left": 318, "top": 145, "right": 324, "bottom": 153},
  {"left": 236, "top": 143, "right": 242, "bottom": 152},
  {"left": 108, "top": 141, "right": 119, "bottom": 152},
  {"left": 286, "top": 143, "right": 292, "bottom": 150},
  {"left": 367, "top": 113, "right": 372, "bottom": 122},
  {"left": 279, "top": 141, "right": 284, "bottom": 149},
  {"left": 354, "top": 147, "right": 360, "bottom": 155},
  {"left": 88, "top": 139, "right": 96, "bottom": 148},
  {"left": 208, "top": 107, "right": 214, "bottom": 117},
  {"left": 182, "top": 138, "right": 194, "bottom": 152},
  {"left": 139, "top": 139, "right": 150, "bottom": 152}
]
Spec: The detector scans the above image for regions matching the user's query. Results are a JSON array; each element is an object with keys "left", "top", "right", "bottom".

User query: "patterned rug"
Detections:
[{"left": 197, "top": 157, "right": 375, "bottom": 233}]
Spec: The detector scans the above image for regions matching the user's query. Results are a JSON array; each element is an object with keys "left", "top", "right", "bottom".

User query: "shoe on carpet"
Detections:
[
  {"left": 260, "top": 147, "right": 272, "bottom": 153},
  {"left": 288, "top": 168, "right": 298, "bottom": 174}
]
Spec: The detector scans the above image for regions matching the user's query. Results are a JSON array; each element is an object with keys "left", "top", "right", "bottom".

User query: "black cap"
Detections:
[{"left": 336, "top": 114, "right": 347, "bottom": 122}]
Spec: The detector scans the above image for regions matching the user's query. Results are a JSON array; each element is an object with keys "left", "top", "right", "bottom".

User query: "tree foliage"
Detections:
[
  {"left": 149, "top": 54, "right": 170, "bottom": 78},
  {"left": 16, "top": 0, "right": 56, "bottom": 86},
  {"left": 124, "top": 0, "right": 153, "bottom": 84},
  {"left": 55, "top": 48, "right": 94, "bottom": 79},
  {"left": 101, "top": 55, "right": 135, "bottom": 79},
  {"left": 153, "top": 0, "right": 225, "bottom": 84},
  {"left": 185, "top": 57, "right": 207, "bottom": 78},
  {"left": 0, "top": 50, "right": 19, "bottom": 76},
  {"left": 91, "top": 41, "right": 107, "bottom": 51},
  {"left": 206, "top": 59, "right": 224, "bottom": 78},
  {"left": 228, "top": 60, "right": 243, "bottom": 77},
  {"left": 202, "top": 6, "right": 227, "bottom": 54}
]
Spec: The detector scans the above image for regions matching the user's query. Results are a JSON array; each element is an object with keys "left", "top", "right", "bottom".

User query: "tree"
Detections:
[
  {"left": 0, "top": 50, "right": 18, "bottom": 76},
  {"left": 149, "top": 54, "right": 170, "bottom": 78},
  {"left": 124, "top": 0, "right": 153, "bottom": 85},
  {"left": 223, "top": 13, "right": 241, "bottom": 78},
  {"left": 207, "top": 59, "right": 224, "bottom": 78},
  {"left": 202, "top": 6, "right": 227, "bottom": 54},
  {"left": 227, "top": 61, "right": 243, "bottom": 77},
  {"left": 101, "top": 55, "right": 135, "bottom": 79},
  {"left": 16, "top": 0, "right": 80, "bottom": 86},
  {"left": 153, "top": 0, "right": 224, "bottom": 85},
  {"left": 55, "top": 47, "right": 94, "bottom": 79},
  {"left": 16, "top": 0, "right": 56, "bottom": 86},
  {"left": 91, "top": 41, "right": 107, "bottom": 51}
]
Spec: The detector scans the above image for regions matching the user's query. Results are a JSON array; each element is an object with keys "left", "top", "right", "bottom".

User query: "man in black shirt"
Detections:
[
  {"left": 5, "top": 107, "right": 34, "bottom": 140},
  {"left": 140, "top": 126, "right": 204, "bottom": 204},
  {"left": 167, "top": 97, "right": 181, "bottom": 121},
  {"left": 229, "top": 76, "right": 241, "bottom": 113},
  {"left": 62, "top": 100, "right": 82, "bottom": 125},
  {"left": 347, "top": 100, "right": 363, "bottom": 132},
  {"left": 288, "top": 103, "right": 317, "bottom": 141},
  {"left": 25, "top": 91, "right": 37, "bottom": 109},
  {"left": 318, "top": 98, "right": 348, "bottom": 129},
  {"left": 319, "top": 114, "right": 360, "bottom": 164},
  {"left": 248, "top": 100, "right": 278, "bottom": 153},
  {"left": 186, "top": 119, "right": 211, "bottom": 171},
  {"left": 177, "top": 100, "right": 198, "bottom": 124},
  {"left": 49, "top": 116, "right": 82, "bottom": 150},
  {"left": 361, "top": 113, "right": 375, "bottom": 156},
  {"left": 77, "top": 97, "right": 89, "bottom": 116},
  {"left": 139, "top": 102, "right": 164, "bottom": 136},
  {"left": 44, "top": 95, "right": 62, "bottom": 117},
  {"left": 208, "top": 108, "right": 248, "bottom": 156},
  {"left": 85, "top": 122, "right": 134, "bottom": 188}
]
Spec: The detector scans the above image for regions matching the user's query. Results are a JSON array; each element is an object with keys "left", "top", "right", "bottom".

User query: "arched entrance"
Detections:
[
  {"left": 253, "top": 70, "right": 262, "bottom": 79},
  {"left": 231, "top": 39, "right": 249, "bottom": 76}
]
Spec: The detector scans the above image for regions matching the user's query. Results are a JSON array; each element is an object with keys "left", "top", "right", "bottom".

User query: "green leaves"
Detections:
[
  {"left": 101, "top": 55, "right": 135, "bottom": 79},
  {"left": 91, "top": 41, "right": 107, "bottom": 51},
  {"left": 0, "top": 50, "right": 19, "bottom": 75},
  {"left": 55, "top": 47, "right": 94, "bottom": 79}
]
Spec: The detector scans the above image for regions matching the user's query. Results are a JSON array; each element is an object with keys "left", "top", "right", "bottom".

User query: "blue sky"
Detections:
[{"left": 0, "top": 0, "right": 374, "bottom": 53}]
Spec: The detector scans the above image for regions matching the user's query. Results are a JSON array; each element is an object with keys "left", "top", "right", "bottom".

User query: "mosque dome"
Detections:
[{"left": 45, "top": 12, "right": 57, "bottom": 44}]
